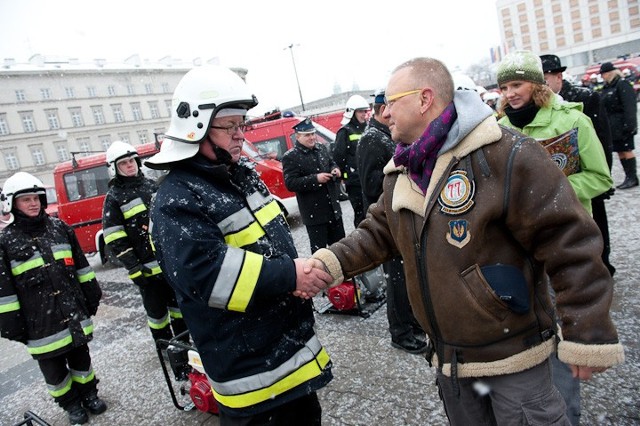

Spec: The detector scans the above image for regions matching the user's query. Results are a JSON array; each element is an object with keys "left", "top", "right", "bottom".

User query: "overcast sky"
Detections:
[{"left": 0, "top": 0, "right": 501, "bottom": 115}]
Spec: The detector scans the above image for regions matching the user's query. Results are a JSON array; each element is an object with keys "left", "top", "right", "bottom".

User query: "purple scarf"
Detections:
[{"left": 393, "top": 102, "right": 457, "bottom": 193}]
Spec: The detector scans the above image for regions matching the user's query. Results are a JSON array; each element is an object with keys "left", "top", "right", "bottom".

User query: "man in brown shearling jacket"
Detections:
[{"left": 308, "top": 57, "right": 625, "bottom": 425}]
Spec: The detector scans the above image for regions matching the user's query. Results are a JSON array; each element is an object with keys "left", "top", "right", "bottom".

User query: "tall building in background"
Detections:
[
  {"left": 496, "top": 0, "right": 640, "bottom": 76},
  {"left": 0, "top": 55, "right": 195, "bottom": 185}
]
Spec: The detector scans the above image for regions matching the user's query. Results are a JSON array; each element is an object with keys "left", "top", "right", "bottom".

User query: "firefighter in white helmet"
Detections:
[
  {"left": 0, "top": 172, "right": 106, "bottom": 425},
  {"left": 146, "top": 65, "right": 333, "bottom": 422},
  {"left": 334, "top": 94, "right": 371, "bottom": 227},
  {"left": 102, "top": 141, "right": 190, "bottom": 353}
]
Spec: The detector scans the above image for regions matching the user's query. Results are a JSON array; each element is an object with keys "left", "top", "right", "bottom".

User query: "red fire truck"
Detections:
[{"left": 53, "top": 137, "right": 295, "bottom": 264}]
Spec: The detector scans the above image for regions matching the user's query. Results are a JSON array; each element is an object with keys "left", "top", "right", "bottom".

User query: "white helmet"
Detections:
[
  {"left": 341, "top": 95, "right": 370, "bottom": 125},
  {"left": 145, "top": 65, "right": 258, "bottom": 170},
  {"left": 1, "top": 172, "right": 47, "bottom": 215},
  {"left": 106, "top": 140, "right": 139, "bottom": 178},
  {"left": 452, "top": 73, "right": 477, "bottom": 91}
]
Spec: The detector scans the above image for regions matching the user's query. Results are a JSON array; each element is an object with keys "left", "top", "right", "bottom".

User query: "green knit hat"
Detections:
[{"left": 496, "top": 50, "right": 545, "bottom": 85}]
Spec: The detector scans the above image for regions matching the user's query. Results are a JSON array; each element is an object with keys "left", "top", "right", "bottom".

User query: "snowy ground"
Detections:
[{"left": 1, "top": 162, "right": 639, "bottom": 426}]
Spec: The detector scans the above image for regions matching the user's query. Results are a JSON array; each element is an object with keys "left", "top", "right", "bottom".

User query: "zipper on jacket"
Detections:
[{"left": 415, "top": 157, "right": 460, "bottom": 368}]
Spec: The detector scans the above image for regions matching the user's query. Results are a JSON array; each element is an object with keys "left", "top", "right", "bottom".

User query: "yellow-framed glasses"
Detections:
[{"left": 384, "top": 89, "right": 422, "bottom": 105}]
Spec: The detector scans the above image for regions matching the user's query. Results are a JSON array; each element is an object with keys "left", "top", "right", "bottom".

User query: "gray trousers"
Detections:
[{"left": 436, "top": 359, "right": 571, "bottom": 425}]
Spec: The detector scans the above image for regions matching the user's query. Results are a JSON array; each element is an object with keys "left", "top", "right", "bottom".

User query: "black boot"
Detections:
[
  {"left": 617, "top": 158, "right": 639, "bottom": 189},
  {"left": 65, "top": 400, "right": 88, "bottom": 425},
  {"left": 82, "top": 390, "right": 108, "bottom": 415}
]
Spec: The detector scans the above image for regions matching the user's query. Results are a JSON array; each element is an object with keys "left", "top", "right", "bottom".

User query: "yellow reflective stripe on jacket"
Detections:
[
  {"left": 10, "top": 253, "right": 45, "bottom": 276},
  {"left": 142, "top": 260, "right": 162, "bottom": 276},
  {"left": 52, "top": 243, "right": 72, "bottom": 261},
  {"left": 121, "top": 197, "right": 147, "bottom": 219},
  {"left": 253, "top": 200, "right": 281, "bottom": 227},
  {"left": 219, "top": 207, "right": 265, "bottom": 248},
  {"left": 76, "top": 266, "right": 96, "bottom": 283},
  {"left": 209, "top": 247, "right": 263, "bottom": 312},
  {"left": 0, "top": 295, "right": 20, "bottom": 313},
  {"left": 47, "top": 373, "right": 73, "bottom": 398},
  {"left": 27, "top": 319, "right": 94, "bottom": 356},
  {"left": 103, "top": 225, "right": 127, "bottom": 244},
  {"left": 348, "top": 133, "right": 362, "bottom": 142},
  {"left": 211, "top": 336, "right": 330, "bottom": 408}
]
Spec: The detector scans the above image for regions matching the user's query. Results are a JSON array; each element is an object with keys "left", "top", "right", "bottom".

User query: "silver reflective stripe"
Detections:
[
  {"left": 245, "top": 191, "right": 272, "bottom": 211},
  {"left": 103, "top": 225, "right": 124, "bottom": 237},
  {"left": 218, "top": 207, "right": 254, "bottom": 236},
  {"left": 211, "top": 335, "right": 322, "bottom": 395},
  {"left": 27, "top": 318, "right": 93, "bottom": 350},
  {"left": 51, "top": 243, "right": 72, "bottom": 253},
  {"left": 208, "top": 247, "right": 244, "bottom": 308}
]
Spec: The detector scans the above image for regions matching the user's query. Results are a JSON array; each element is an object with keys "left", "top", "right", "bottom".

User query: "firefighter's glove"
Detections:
[{"left": 129, "top": 265, "right": 149, "bottom": 287}]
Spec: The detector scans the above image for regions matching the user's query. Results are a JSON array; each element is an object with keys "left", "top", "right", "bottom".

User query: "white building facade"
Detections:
[
  {"left": 496, "top": 0, "right": 640, "bottom": 76},
  {"left": 0, "top": 55, "right": 194, "bottom": 186}
]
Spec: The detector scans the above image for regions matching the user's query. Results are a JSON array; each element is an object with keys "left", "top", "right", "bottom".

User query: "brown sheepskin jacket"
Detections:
[{"left": 314, "top": 116, "right": 624, "bottom": 378}]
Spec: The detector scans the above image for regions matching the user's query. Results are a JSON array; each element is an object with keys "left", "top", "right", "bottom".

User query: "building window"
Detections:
[
  {"left": 41, "top": 88, "right": 51, "bottom": 100},
  {"left": 137, "top": 130, "right": 149, "bottom": 144},
  {"left": 92, "top": 106, "right": 105, "bottom": 125},
  {"left": 55, "top": 143, "right": 70, "bottom": 161},
  {"left": 65, "top": 87, "right": 75, "bottom": 98},
  {"left": 162, "top": 82, "right": 170, "bottom": 93},
  {"left": 45, "top": 109, "right": 61, "bottom": 130},
  {"left": 131, "top": 103, "right": 142, "bottom": 121},
  {"left": 77, "top": 137, "right": 92, "bottom": 155},
  {"left": 148, "top": 101, "right": 160, "bottom": 119},
  {"left": 15, "top": 89, "right": 26, "bottom": 102},
  {"left": 112, "top": 104, "right": 124, "bottom": 123},
  {"left": 108, "top": 85, "right": 117, "bottom": 96},
  {"left": 145, "top": 83, "right": 153, "bottom": 94},
  {"left": 31, "top": 146, "right": 46, "bottom": 166},
  {"left": 20, "top": 112, "right": 37, "bottom": 133},
  {"left": 4, "top": 151, "right": 20, "bottom": 170},
  {"left": 118, "top": 133, "right": 130, "bottom": 144},
  {"left": 87, "top": 86, "right": 97, "bottom": 97},
  {"left": 0, "top": 114, "right": 9, "bottom": 135},
  {"left": 165, "top": 99, "right": 172, "bottom": 116},
  {"left": 69, "top": 107, "right": 84, "bottom": 127},
  {"left": 127, "top": 84, "right": 135, "bottom": 95},
  {"left": 99, "top": 135, "right": 112, "bottom": 151}
]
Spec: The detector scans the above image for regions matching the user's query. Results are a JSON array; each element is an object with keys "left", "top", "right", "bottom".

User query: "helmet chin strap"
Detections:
[{"left": 207, "top": 137, "right": 233, "bottom": 165}]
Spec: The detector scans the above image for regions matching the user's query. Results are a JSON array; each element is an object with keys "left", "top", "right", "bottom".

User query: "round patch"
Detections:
[{"left": 438, "top": 171, "right": 475, "bottom": 215}]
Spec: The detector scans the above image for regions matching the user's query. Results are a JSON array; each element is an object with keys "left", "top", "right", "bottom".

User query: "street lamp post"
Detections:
[{"left": 285, "top": 43, "right": 305, "bottom": 111}]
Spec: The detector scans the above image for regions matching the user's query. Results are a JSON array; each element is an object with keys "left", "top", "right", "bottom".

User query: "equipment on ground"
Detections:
[
  {"left": 314, "top": 266, "right": 387, "bottom": 318},
  {"left": 156, "top": 332, "right": 219, "bottom": 415}
]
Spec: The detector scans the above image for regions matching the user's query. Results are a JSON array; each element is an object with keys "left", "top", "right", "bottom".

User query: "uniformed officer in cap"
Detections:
[{"left": 283, "top": 118, "right": 345, "bottom": 254}]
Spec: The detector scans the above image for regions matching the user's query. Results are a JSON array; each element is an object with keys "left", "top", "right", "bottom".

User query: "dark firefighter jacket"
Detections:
[
  {"left": 282, "top": 141, "right": 342, "bottom": 226},
  {"left": 150, "top": 154, "right": 332, "bottom": 417},
  {"left": 600, "top": 75, "right": 638, "bottom": 143},
  {"left": 314, "top": 91, "right": 624, "bottom": 379},
  {"left": 356, "top": 116, "right": 394, "bottom": 212},
  {"left": 0, "top": 211, "right": 102, "bottom": 359},
  {"left": 102, "top": 174, "right": 162, "bottom": 279},
  {"left": 333, "top": 119, "right": 367, "bottom": 187}
]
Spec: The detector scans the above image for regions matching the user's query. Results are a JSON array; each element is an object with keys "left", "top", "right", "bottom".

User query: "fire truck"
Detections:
[{"left": 53, "top": 137, "right": 295, "bottom": 264}]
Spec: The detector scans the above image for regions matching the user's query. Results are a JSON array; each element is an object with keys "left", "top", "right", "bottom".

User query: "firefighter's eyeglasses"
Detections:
[
  {"left": 210, "top": 123, "right": 248, "bottom": 135},
  {"left": 384, "top": 89, "right": 422, "bottom": 106}
]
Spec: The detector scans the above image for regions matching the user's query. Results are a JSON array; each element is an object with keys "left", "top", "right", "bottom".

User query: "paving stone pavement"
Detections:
[{"left": 1, "top": 164, "right": 639, "bottom": 426}]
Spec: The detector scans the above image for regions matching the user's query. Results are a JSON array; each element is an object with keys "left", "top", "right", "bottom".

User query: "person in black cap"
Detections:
[
  {"left": 282, "top": 118, "right": 345, "bottom": 254},
  {"left": 600, "top": 61, "right": 639, "bottom": 189},
  {"left": 541, "top": 54, "right": 616, "bottom": 275},
  {"left": 356, "top": 90, "right": 427, "bottom": 354}
]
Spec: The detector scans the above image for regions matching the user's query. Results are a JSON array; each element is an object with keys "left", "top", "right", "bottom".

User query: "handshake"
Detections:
[{"left": 293, "top": 258, "right": 333, "bottom": 299}]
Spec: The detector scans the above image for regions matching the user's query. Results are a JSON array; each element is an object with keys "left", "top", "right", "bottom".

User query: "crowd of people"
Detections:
[{"left": 0, "top": 49, "right": 633, "bottom": 425}]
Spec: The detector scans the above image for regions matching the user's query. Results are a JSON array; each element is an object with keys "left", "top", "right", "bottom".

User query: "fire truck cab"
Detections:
[{"left": 54, "top": 138, "right": 295, "bottom": 264}]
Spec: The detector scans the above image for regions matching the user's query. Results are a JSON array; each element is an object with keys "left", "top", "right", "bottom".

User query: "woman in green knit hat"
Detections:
[{"left": 496, "top": 50, "right": 612, "bottom": 215}]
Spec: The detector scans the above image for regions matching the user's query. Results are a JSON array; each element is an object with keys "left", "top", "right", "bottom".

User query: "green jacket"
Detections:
[{"left": 499, "top": 96, "right": 612, "bottom": 214}]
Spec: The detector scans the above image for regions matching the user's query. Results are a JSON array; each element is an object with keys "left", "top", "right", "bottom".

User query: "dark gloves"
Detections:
[
  {"left": 87, "top": 303, "right": 99, "bottom": 316},
  {"left": 129, "top": 264, "right": 153, "bottom": 287}
]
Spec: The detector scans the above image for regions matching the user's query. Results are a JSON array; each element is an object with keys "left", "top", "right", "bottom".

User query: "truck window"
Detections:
[
  {"left": 251, "top": 137, "right": 287, "bottom": 160},
  {"left": 63, "top": 166, "right": 110, "bottom": 201}
]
